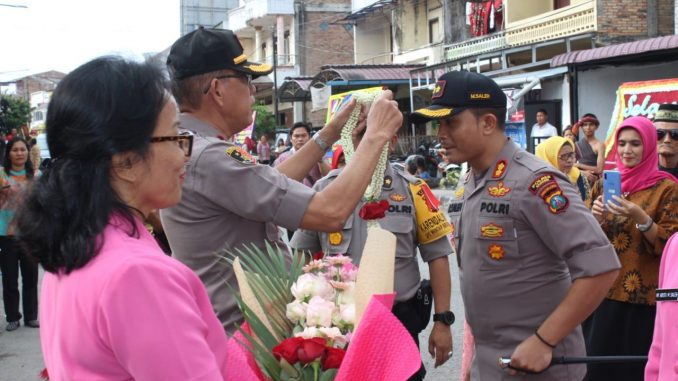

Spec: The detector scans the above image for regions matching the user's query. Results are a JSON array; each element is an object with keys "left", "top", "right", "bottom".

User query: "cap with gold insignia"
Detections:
[
  {"left": 411, "top": 71, "right": 506, "bottom": 123},
  {"left": 167, "top": 27, "right": 273, "bottom": 80},
  {"left": 653, "top": 103, "right": 678, "bottom": 123}
]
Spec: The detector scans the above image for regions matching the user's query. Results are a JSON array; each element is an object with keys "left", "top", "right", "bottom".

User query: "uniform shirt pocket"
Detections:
[
  {"left": 379, "top": 215, "right": 414, "bottom": 258},
  {"left": 474, "top": 218, "right": 521, "bottom": 271},
  {"left": 321, "top": 217, "right": 354, "bottom": 255}
]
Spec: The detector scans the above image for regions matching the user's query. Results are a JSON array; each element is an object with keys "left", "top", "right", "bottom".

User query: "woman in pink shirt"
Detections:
[
  {"left": 645, "top": 233, "right": 678, "bottom": 380},
  {"left": 15, "top": 57, "right": 233, "bottom": 380}
]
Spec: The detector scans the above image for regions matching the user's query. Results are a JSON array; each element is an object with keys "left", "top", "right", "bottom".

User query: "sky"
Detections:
[{"left": 0, "top": 0, "right": 180, "bottom": 81}]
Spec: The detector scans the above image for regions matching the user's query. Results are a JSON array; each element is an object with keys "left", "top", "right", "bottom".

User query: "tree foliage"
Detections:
[
  {"left": 0, "top": 95, "right": 31, "bottom": 134},
  {"left": 251, "top": 103, "right": 276, "bottom": 139}
]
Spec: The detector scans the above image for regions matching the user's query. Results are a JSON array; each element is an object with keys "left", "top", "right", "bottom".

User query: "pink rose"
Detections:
[{"left": 340, "top": 262, "right": 358, "bottom": 282}]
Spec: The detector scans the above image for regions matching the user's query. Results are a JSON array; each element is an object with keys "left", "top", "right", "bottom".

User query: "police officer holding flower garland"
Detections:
[
  {"left": 291, "top": 133, "right": 454, "bottom": 380},
  {"left": 411, "top": 70, "right": 621, "bottom": 380},
  {"left": 160, "top": 27, "right": 403, "bottom": 333}
]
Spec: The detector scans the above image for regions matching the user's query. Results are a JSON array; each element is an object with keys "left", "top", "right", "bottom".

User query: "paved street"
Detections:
[{"left": 0, "top": 188, "right": 464, "bottom": 381}]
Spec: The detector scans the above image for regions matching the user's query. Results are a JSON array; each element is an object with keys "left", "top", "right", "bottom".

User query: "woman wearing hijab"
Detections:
[
  {"left": 536, "top": 136, "right": 590, "bottom": 201},
  {"left": 586, "top": 116, "right": 678, "bottom": 381}
]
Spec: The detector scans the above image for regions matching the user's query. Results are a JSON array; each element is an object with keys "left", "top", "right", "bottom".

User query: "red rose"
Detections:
[
  {"left": 272, "top": 337, "right": 304, "bottom": 364},
  {"left": 297, "top": 337, "right": 327, "bottom": 364},
  {"left": 321, "top": 347, "right": 346, "bottom": 370},
  {"left": 313, "top": 251, "right": 325, "bottom": 260},
  {"left": 359, "top": 200, "right": 390, "bottom": 220}
]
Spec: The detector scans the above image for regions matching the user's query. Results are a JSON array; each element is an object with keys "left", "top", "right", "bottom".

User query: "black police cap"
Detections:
[
  {"left": 411, "top": 71, "right": 506, "bottom": 123},
  {"left": 167, "top": 27, "right": 273, "bottom": 80}
]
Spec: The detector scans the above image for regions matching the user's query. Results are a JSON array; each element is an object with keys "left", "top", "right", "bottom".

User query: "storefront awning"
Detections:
[
  {"left": 551, "top": 34, "right": 678, "bottom": 67},
  {"left": 310, "top": 64, "right": 425, "bottom": 88},
  {"left": 278, "top": 77, "right": 313, "bottom": 102},
  {"left": 343, "top": 0, "right": 396, "bottom": 21}
]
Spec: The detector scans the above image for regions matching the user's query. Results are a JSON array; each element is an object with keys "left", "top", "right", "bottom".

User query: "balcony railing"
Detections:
[{"left": 444, "top": 0, "right": 596, "bottom": 61}]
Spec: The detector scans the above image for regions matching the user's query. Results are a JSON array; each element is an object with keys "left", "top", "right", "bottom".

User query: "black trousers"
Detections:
[
  {"left": 584, "top": 298, "right": 655, "bottom": 381},
  {"left": 0, "top": 236, "right": 38, "bottom": 323}
]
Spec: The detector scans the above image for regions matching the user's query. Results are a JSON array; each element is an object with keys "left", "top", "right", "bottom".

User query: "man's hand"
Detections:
[
  {"left": 506, "top": 334, "right": 553, "bottom": 375},
  {"left": 428, "top": 322, "right": 453, "bottom": 368},
  {"left": 321, "top": 98, "right": 358, "bottom": 144},
  {"left": 364, "top": 90, "right": 402, "bottom": 142}
]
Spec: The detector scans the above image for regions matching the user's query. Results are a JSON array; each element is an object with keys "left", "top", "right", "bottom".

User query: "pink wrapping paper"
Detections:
[
  {"left": 335, "top": 293, "right": 421, "bottom": 381},
  {"left": 224, "top": 324, "right": 268, "bottom": 381},
  {"left": 226, "top": 294, "right": 420, "bottom": 381}
]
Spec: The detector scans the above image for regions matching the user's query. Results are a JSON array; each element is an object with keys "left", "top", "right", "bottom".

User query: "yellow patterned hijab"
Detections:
[{"left": 535, "top": 136, "right": 580, "bottom": 185}]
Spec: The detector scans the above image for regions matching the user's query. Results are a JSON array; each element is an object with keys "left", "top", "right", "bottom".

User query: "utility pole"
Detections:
[{"left": 272, "top": 31, "right": 280, "bottom": 127}]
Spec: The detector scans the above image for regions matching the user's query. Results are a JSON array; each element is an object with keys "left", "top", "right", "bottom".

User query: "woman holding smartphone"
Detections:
[
  {"left": 586, "top": 116, "right": 678, "bottom": 381},
  {"left": 0, "top": 137, "right": 40, "bottom": 332}
]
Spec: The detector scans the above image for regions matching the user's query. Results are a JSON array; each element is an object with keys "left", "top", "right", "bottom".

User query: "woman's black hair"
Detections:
[
  {"left": 4, "top": 137, "right": 35, "bottom": 179},
  {"left": 15, "top": 56, "right": 169, "bottom": 274}
]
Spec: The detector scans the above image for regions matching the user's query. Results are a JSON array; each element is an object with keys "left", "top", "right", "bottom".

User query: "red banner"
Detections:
[{"left": 604, "top": 79, "right": 678, "bottom": 166}]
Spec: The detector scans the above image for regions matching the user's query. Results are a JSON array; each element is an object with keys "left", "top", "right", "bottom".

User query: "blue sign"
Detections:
[{"left": 505, "top": 122, "right": 527, "bottom": 149}]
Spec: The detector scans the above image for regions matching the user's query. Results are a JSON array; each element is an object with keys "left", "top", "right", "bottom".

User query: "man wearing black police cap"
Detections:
[
  {"left": 653, "top": 103, "right": 678, "bottom": 177},
  {"left": 412, "top": 71, "right": 620, "bottom": 380},
  {"left": 161, "top": 27, "right": 404, "bottom": 332}
]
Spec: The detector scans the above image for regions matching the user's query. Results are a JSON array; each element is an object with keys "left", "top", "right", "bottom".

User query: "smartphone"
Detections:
[{"left": 603, "top": 170, "right": 621, "bottom": 205}]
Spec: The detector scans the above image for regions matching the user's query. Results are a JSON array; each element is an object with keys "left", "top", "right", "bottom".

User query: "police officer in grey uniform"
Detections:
[
  {"left": 161, "top": 27, "right": 403, "bottom": 332},
  {"left": 411, "top": 71, "right": 621, "bottom": 380},
  {"left": 291, "top": 135, "right": 455, "bottom": 379}
]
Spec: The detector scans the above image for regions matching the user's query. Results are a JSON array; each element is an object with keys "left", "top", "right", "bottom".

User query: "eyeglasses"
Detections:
[
  {"left": 150, "top": 133, "right": 193, "bottom": 157},
  {"left": 657, "top": 128, "right": 678, "bottom": 141},
  {"left": 558, "top": 152, "right": 576, "bottom": 161},
  {"left": 202, "top": 74, "right": 253, "bottom": 94}
]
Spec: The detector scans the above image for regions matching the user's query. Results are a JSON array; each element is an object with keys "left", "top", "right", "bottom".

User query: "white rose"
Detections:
[
  {"left": 336, "top": 282, "right": 355, "bottom": 305},
  {"left": 291, "top": 274, "right": 335, "bottom": 301},
  {"left": 285, "top": 300, "right": 307, "bottom": 324},
  {"left": 339, "top": 304, "right": 355, "bottom": 326},
  {"left": 306, "top": 296, "right": 336, "bottom": 327},
  {"left": 294, "top": 326, "right": 320, "bottom": 339}
]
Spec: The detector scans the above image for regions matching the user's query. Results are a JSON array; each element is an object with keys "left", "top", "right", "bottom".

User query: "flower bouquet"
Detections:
[{"left": 222, "top": 227, "right": 421, "bottom": 381}]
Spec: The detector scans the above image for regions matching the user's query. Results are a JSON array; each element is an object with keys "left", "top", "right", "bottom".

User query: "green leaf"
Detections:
[{"left": 319, "top": 368, "right": 338, "bottom": 381}]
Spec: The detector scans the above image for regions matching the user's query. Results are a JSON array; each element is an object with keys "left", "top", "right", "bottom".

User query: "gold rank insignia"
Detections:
[
  {"left": 431, "top": 80, "right": 446, "bottom": 99},
  {"left": 225, "top": 146, "right": 254, "bottom": 164},
  {"left": 329, "top": 232, "right": 342, "bottom": 246},
  {"left": 487, "top": 181, "right": 511, "bottom": 197},
  {"left": 480, "top": 223, "right": 504, "bottom": 238},
  {"left": 383, "top": 176, "right": 393, "bottom": 189},
  {"left": 455, "top": 187, "right": 465, "bottom": 199},
  {"left": 389, "top": 193, "right": 407, "bottom": 202},
  {"left": 488, "top": 244, "right": 505, "bottom": 260},
  {"left": 492, "top": 160, "right": 507, "bottom": 178}
]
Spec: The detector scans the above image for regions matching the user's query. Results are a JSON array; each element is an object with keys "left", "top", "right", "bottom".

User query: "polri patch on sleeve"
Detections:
[
  {"left": 656, "top": 288, "right": 678, "bottom": 301},
  {"left": 529, "top": 174, "right": 569, "bottom": 214},
  {"left": 225, "top": 146, "right": 255, "bottom": 164}
]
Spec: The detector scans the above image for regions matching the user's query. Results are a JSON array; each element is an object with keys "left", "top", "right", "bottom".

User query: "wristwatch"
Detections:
[
  {"left": 635, "top": 218, "right": 654, "bottom": 232},
  {"left": 312, "top": 132, "right": 331, "bottom": 152},
  {"left": 433, "top": 311, "right": 455, "bottom": 326}
]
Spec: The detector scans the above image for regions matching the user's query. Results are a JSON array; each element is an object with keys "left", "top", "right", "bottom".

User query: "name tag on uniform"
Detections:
[{"left": 656, "top": 288, "right": 678, "bottom": 301}]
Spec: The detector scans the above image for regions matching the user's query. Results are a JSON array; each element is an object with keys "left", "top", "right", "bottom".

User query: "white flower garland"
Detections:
[{"left": 339, "top": 90, "right": 389, "bottom": 201}]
